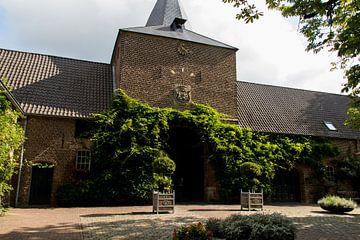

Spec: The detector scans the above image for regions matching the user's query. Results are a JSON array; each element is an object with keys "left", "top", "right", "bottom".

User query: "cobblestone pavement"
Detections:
[{"left": 0, "top": 204, "right": 359, "bottom": 240}]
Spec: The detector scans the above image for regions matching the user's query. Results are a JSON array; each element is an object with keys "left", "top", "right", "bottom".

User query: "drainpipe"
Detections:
[{"left": 15, "top": 117, "right": 27, "bottom": 207}]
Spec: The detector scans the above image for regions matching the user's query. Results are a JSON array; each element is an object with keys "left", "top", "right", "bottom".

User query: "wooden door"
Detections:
[{"left": 29, "top": 166, "right": 54, "bottom": 205}]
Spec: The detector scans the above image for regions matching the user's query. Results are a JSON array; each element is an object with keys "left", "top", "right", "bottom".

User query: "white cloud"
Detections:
[{"left": 0, "top": 0, "right": 346, "bottom": 94}]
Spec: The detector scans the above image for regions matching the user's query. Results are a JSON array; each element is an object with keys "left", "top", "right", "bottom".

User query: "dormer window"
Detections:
[
  {"left": 171, "top": 17, "right": 187, "bottom": 31},
  {"left": 324, "top": 121, "right": 337, "bottom": 131}
]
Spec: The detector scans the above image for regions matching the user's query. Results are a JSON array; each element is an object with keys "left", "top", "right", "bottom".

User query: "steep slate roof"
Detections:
[
  {"left": 122, "top": 0, "right": 237, "bottom": 50},
  {"left": 121, "top": 26, "right": 237, "bottom": 50},
  {"left": 146, "top": 0, "right": 186, "bottom": 27},
  {"left": 237, "top": 81, "right": 360, "bottom": 139},
  {"left": 0, "top": 48, "right": 112, "bottom": 118}
]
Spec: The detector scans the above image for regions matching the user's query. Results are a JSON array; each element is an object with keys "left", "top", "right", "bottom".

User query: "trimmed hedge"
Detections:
[{"left": 206, "top": 213, "right": 295, "bottom": 240}]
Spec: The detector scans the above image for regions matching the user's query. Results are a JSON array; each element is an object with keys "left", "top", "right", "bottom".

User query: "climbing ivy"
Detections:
[
  {"left": 0, "top": 82, "right": 24, "bottom": 213},
  {"left": 89, "top": 90, "right": 339, "bottom": 203}
]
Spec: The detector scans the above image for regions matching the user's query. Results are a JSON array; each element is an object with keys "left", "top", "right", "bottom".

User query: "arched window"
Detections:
[{"left": 76, "top": 150, "right": 91, "bottom": 171}]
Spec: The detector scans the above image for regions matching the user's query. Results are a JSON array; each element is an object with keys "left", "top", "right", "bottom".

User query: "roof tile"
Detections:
[
  {"left": 237, "top": 81, "right": 360, "bottom": 139},
  {"left": 0, "top": 48, "right": 113, "bottom": 118}
]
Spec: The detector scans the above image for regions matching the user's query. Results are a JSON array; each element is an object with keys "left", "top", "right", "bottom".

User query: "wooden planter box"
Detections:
[
  {"left": 241, "top": 189, "right": 263, "bottom": 211},
  {"left": 152, "top": 191, "right": 175, "bottom": 214}
]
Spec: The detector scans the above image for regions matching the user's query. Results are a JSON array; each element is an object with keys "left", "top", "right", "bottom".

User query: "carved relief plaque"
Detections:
[{"left": 174, "top": 84, "right": 192, "bottom": 104}]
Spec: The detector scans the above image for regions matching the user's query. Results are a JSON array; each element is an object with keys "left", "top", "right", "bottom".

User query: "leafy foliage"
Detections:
[
  {"left": 0, "top": 81, "right": 24, "bottom": 213},
  {"left": 318, "top": 195, "right": 357, "bottom": 213},
  {"left": 173, "top": 222, "right": 211, "bottom": 240},
  {"left": 205, "top": 218, "right": 224, "bottom": 238},
  {"left": 223, "top": 0, "right": 360, "bottom": 127},
  {"left": 218, "top": 213, "right": 295, "bottom": 240},
  {"left": 88, "top": 90, "right": 339, "bottom": 204},
  {"left": 55, "top": 180, "right": 98, "bottom": 207},
  {"left": 334, "top": 157, "right": 360, "bottom": 190}
]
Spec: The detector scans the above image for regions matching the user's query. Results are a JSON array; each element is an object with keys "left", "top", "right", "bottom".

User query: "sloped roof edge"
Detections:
[
  {"left": 120, "top": 26, "right": 238, "bottom": 50},
  {"left": 0, "top": 79, "right": 24, "bottom": 115}
]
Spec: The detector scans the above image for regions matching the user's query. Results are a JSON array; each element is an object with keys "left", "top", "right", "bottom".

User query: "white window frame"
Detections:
[
  {"left": 324, "top": 121, "right": 337, "bottom": 131},
  {"left": 76, "top": 150, "right": 91, "bottom": 171},
  {"left": 326, "top": 166, "right": 335, "bottom": 182}
]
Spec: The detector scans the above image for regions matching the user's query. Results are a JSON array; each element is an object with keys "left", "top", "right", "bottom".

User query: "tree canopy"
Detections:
[
  {"left": 0, "top": 81, "right": 24, "bottom": 213},
  {"left": 223, "top": 0, "right": 360, "bottom": 126}
]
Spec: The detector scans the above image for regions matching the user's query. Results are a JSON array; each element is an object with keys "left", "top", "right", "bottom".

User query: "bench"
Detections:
[
  {"left": 241, "top": 189, "right": 263, "bottom": 211},
  {"left": 337, "top": 191, "right": 360, "bottom": 202}
]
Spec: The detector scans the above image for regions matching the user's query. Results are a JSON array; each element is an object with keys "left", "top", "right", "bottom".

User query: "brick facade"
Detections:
[
  {"left": 7, "top": 27, "right": 360, "bottom": 207},
  {"left": 14, "top": 116, "right": 90, "bottom": 207},
  {"left": 112, "top": 31, "right": 238, "bottom": 118},
  {"left": 296, "top": 138, "right": 358, "bottom": 203}
]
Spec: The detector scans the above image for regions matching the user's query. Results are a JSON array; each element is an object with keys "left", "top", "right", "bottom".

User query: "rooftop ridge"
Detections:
[
  {"left": 0, "top": 48, "right": 110, "bottom": 66},
  {"left": 237, "top": 80, "right": 346, "bottom": 97}
]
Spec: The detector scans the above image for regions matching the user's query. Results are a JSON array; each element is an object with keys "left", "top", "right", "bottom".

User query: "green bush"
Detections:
[
  {"left": 153, "top": 153, "right": 176, "bottom": 192},
  {"left": 220, "top": 213, "right": 295, "bottom": 240},
  {"left": 318, "top": 195, "right": 357, "bottom": 213},
  {"left": 205, "top": 218, "right": 224, "bottom": 238},
  {"left": 173, "top": 222, "right": 211, "bottom": 240},
  {"left": 56, "top": 180, "right": 98, "bottom": 207},
  {"left": 56, "top": 184, "right": 79, "bottom": 207}
]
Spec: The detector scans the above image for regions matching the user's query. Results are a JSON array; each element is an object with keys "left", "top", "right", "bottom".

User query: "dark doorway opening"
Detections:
[
  {"left": 272, "top": 169, "right": 301, "bottom": 202},
  {"left": 29, "top": 166, "right": 54, "bottom": 205},
  {"left": 168, "top": 126, "right": 205, "bottom": 202}
]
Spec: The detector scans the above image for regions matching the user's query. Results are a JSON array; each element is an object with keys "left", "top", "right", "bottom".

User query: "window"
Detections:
[
  {"left": 76, "top": 150, "right": 91, "bottom": 171},
  {"left": 75, "top": 120, "right": 94, "bottom": 138},
  {"left": 324, "top": 121, "right": 337, "bottom": 131},
  {"left": 326, "top": 166, "right": 335, "bottom": 182}
]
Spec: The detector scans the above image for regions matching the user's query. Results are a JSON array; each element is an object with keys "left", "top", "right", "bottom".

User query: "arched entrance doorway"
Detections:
[
  {"left": 168, "top": 126, "right": 205, "bottom": 202},
  {"left": 29, "top": 165, "right": 54, "bottom": 205},
  {"left": 272, "top": 169, "right": 301, "bottom": 202}
]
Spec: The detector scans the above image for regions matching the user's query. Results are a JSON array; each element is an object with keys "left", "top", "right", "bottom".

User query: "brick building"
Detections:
[{"left": 0, "top": 0, "right": 359, "bottom": 206}]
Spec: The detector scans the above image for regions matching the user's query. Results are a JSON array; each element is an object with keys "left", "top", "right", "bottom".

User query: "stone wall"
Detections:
[{"left": 112, "top": 31, "right": 238, "bottom": 118}]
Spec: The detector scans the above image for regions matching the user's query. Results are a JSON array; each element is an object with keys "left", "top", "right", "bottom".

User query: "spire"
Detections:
[{"left": 146, "top": 0, "right": 189, "bottom": 29}]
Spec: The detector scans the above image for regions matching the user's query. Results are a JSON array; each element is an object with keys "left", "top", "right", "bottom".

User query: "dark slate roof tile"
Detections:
[
  {"left": 237, "top": 81, "right": 360, "bottom": 139},
  {"left": 122, "top": 26, "right": 237, "bottom": 50},
  {"left": 0, "top": 48, "right": 113, "bottom": 118}
]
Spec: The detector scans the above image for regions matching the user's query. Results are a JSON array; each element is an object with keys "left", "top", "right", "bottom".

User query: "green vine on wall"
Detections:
[{"left": 88, "top": 90, "right": 339, "bottom": 203}]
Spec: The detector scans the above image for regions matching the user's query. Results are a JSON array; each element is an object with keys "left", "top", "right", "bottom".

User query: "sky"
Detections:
[{"left": 0, "top": 0, "right": 346, "bottom": 94}]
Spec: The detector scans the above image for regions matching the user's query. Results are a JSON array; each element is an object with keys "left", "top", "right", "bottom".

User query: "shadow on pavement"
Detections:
[
  {"left": 188, "top": 208, "right": 240, "bottom": 212},
  {"left": 292, "top": 215, "right": 360, "bottom": 240},
  {"left": 81, "top": 215, "right": 204, "bottom": 240},
  {"left": 0, "top": 223, "right": 81, "bottom": 240}
]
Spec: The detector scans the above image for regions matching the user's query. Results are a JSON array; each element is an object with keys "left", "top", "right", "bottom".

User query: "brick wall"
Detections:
[
  {"left": 15, "top": 116, "right": 89, "bottom": 207},
  {"left": 298, "top": 138, "right": 358, "bottom": 203},
  {"left": 112, "top": 31, "right": 238, "bottom": 118}
]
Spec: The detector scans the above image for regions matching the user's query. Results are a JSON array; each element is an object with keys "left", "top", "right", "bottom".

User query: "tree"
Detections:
[
  {"left": 0, "top": 81, "right": 24, "bottom": 213},
  {"left": 223, "top": 0, "right": 360, "bottom": 127}
]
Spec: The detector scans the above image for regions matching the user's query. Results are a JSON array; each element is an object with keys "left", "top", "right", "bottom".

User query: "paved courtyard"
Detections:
[{"left": 0, "top": 204, "right": 359, "bottom": 240}]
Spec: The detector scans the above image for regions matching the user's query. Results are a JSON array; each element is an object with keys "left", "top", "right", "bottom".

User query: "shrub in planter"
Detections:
[
  {"left": 173, "top": 222, "right": 211, "bottom": 240},
  {"left": 221, "top": 213, "right": 295, "bottom": 240},
  {"left": 318, "top": 195, "right": 357, "bottom": 213}
]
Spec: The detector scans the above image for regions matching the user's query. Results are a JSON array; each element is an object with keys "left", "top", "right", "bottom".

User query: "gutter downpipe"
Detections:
[{"left": 15, "top": 116, "right": 27, "bottom": 207}]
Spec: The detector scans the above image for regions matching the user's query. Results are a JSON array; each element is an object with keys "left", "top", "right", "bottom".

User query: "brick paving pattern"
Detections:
[{"left": 0, "top": 204, "right": 359, "bottom": 240}]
